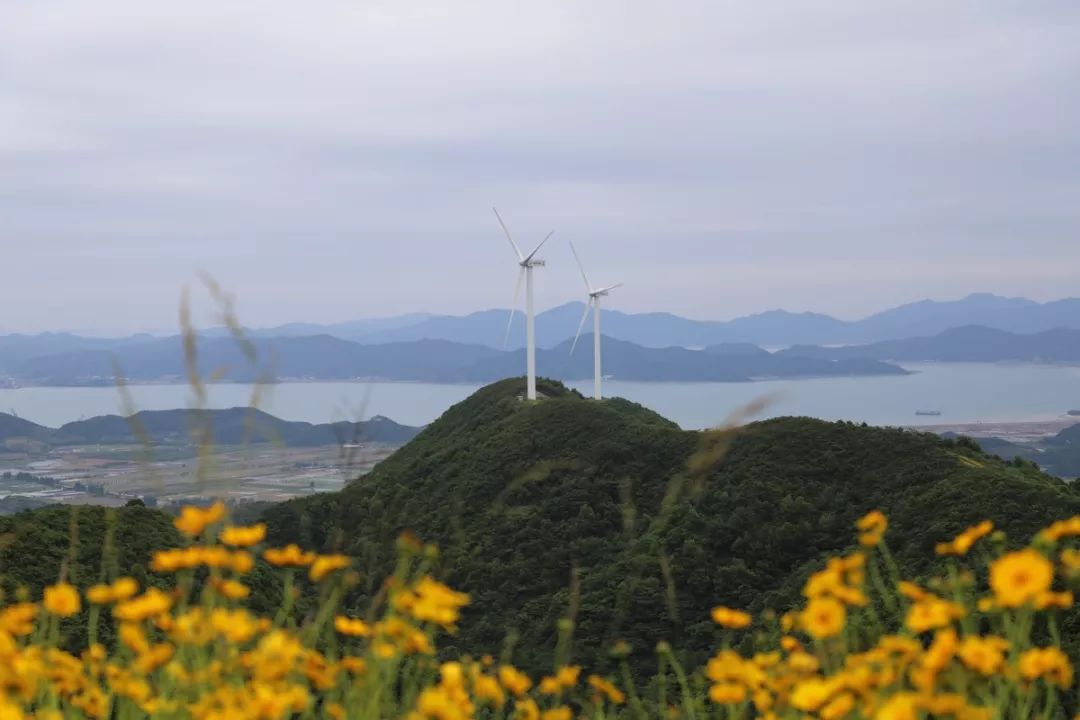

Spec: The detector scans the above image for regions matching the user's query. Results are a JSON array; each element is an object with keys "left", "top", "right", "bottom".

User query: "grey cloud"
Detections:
[{"left": 0, "top": 1, "right": 1078, "bottom": 333}]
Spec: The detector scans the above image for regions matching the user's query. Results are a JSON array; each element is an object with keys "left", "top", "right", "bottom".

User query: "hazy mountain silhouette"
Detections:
[
  {"left": 317, "top": 293, "right": 1080, "bottom": 348},
  {"left": 5, "top": 334, "right": 905, "bottom": 385},
  {"left": 7, "top": 294, "right": 1080, "bottom": 356},
  {"left": 780, "top": 326, "right": 1080, "bottom": 363}
]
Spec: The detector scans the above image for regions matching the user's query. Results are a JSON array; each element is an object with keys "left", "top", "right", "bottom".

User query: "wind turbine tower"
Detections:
[
  {"left": 495, "top": 208, "right": 552, "bottom": 401},
  {"left": 569, "top": 241, "right": 622, "bottom": 400}
]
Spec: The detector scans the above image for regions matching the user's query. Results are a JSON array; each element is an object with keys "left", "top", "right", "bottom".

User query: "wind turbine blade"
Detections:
[
  {"left": 503, "top": 267, "right": 526, "bottom": 348},
  {"left": 570, "top": 299, "right": 593, "bottom": 355},
  {"left": 493, "top": 207, "right": 524, "bottom": 262},
  {"left": 524, "top": 231, "right": 554, "bottom": 263},
  {"left": 598, "top": 283, "right": 623, "bottom": 294},
  {"left": 568, "top": 240, "right": 592, "bottom": 291}
]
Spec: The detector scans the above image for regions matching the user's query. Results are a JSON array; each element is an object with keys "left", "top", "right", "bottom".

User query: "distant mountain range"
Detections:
[
  {"left": 780, "top": 326, "right": 1080, "bottom": 363},
  {"left": 246, "top": 293, "right": 1080, "bottom": 349},
  {"left": 3, "top": 294, "right": 1079, "bottom": 386},
  {"left": 13, "top": 293, "right": 1080, "bottom": 352},
  {"left": 0, "top": 407, "right": 421, "bottom": 447},
  {"left": 0, "top": 333, "right": 906, "bottom": 385}
]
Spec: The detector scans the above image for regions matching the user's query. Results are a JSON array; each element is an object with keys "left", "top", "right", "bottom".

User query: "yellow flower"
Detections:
[
  {"left": 990, "top": 549, "right": 1053, "bottom": 608},
  {"left": 708, "top": 682, "right": 746, "bottom": 704},
  {"left": 555, "top": 665, "right": 580, "bottom": 687},
  {"left": 0, "top": 603, "right": 37, "bottom": 635},
  {"left": 403, "top": 576, "right": 471, "bottom": 630},
  {"left": 875, "top": 692, "right": 918, "bottom": 720},
  {"left": 1034, "top": 590, "right": 1073, "bottom": 610},
  {"left": 86, "top": 584, "right": 114, "bottom": 605},
  {"left": 112, "top": 577, "right": 139, "bottom": 601},
  {"left": 801, "top": 596, "right": 846, "bottom": 639},
  {"left": 788, "top": 651, "right": 820, "bottom": 673},
  {"left": 231, "top": 550, "right": 255, "bottom": 574},
  {"left": 936, "top": 520, "right": 994, "bottom": 556},
  {"left": 790, "top": 678, "right": 833, "bottom": 712},
  {"left": 705, "top": 648, "right": 764, "bottom": 691},
  {"left": 211, "top": 578, "right": 250, "bottom": 600},
  {"left": 821, "top": 692, "right": 856, "bottom": 720},
  {"left": 958, "top": 635, "right": 1010, "bottom": 676},
  {"left": 515, "top": 698, "right": 540, "bottom": 720},
  {"left": 541, "top": 708, "right": 572, "bottom": 720},
  {"left": 334, "top": 616, "right": 371, "bottom": 637},
  {"left": 539, "top": 676, "right": 562, "bottom": 695},
  {"left": 1019, "top": 647, "right": 1073, "bottom": 687},
  {"left": 905, "top": 597, "right": 965, "bottom": 633},
  {"left": 912, "top": 627, "right": 958, "bottom": 691},
  {"left": 1039, "top": 515, "right": 1080, "bottom": 542},
  {"left": 43, "top": 582, "right": 81, "bottom": 617},
  {"left": 309, "top": 554, "right": 350, "bottom": 582},
  {"left": 898, "top": 581, "right": 929, "bottom": 601},
  {"left": 856, "top": 510, "right": 887, "bottom": 546},
  {"left": 803, "top": 555, "right": 866, "bottom": 605},
  {"left": 220, "top": 523, "right": 267, "bottom": 547},
  {"left": 113, "top": 588, "right": 173, "bottom": 622},
  {"left": 173, "top": 501, "right": 226, "bottom": 536},
  {"left": 539, "top": 665, "right": 581, "bottom": 695},
  {"left": 473, "top": 673, "right": 506, "bottom": 707},
  {"left": 587, "top": 675, "right": 625, "bottom": 704},
  {"left": 499, "top": 665, "right": 533, "bottom": 696},
  {"left": 264, "top": 544, "right": 317, "bottom": 567},
  {"left": 118, "top": 622, "right": 150, "bottom": 654},
  {"left": 711, "top": 606, "right": 752, "bottom": 629}
]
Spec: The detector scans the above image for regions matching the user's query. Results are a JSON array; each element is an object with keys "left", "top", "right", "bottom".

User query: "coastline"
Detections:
[{"left": 910, "top": 417, "right": 1080, "bottom": 442}]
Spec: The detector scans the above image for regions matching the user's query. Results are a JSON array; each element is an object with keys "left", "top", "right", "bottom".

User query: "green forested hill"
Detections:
[
  {"left": 0, "top": 502, "right": 177, "bottom": 593},
  {"left": 1, "top": 378, "right": 1077, "bottom": 673},
  {"left": 261, "top": 378, "right": 1080, "bottom": 672}
]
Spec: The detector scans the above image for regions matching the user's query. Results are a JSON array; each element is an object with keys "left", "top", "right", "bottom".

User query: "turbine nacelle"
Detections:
[{"left": 589, "top": 283, "right": 620, "bottom": 299}]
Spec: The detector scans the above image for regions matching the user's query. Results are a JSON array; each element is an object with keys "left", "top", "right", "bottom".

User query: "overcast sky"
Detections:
[{"left": 2, "top": 1, "right": 1078, "bottom": 334}]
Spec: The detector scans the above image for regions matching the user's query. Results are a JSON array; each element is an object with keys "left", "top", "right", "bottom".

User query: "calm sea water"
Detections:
[{"left": 2, "top": 363, "right": 1080, "bottom": 430}]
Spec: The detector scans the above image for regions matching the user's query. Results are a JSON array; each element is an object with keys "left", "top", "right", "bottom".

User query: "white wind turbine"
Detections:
[
  {"left": 569, "top": 241, "right": 622, "bottom": 400},
  {"left": 495, "top": 208, "right": 553, "bottom": 401}
]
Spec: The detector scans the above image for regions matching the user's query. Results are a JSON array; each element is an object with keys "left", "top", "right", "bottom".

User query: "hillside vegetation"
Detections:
[{"left": 261, "top": 378, "right": 1080, "bottom": 672}]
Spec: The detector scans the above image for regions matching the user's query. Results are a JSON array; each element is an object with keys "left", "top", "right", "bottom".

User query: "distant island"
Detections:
[
  {"left": 780, "top": 325, "right": 1080, "bottom": 363},
  {"left": 0, "top": 334, "right": 907, "bottom": 386},
  {"left": 0, "top": 407, "right": 422, "bottom": 447}
]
